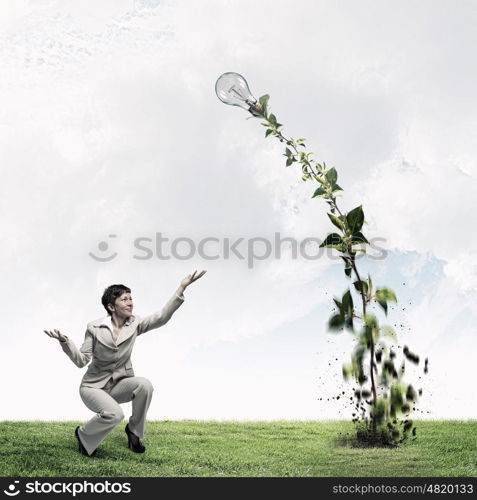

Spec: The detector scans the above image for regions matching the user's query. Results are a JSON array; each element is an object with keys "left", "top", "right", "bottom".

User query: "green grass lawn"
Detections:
[{"left": 0, "top": 420, "right": 475, "bottom": 477}]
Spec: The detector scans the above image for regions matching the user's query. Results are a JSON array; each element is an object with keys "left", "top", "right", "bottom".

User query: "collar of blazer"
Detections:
[{"left": 91, "top": 315, "right": 138, "bottom": 348}]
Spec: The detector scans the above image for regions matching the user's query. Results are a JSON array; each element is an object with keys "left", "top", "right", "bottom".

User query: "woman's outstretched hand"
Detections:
[
  {"left": 181, "top": 270, "right": 207, "bottom": 288},
  {"left": 44, "top": 329, "right": 68, "bottom": 342},
  {"left": 177, "top": 270, "right": 207, "bottom": 296}
]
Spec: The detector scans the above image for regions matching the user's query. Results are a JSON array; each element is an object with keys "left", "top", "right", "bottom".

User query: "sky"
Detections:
[{"left": 0, "top": 0, "right": 476, "bottom": 421}]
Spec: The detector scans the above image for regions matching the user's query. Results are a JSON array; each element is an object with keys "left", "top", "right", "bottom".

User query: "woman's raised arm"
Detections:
[{"left": 44, "top": 328, "right": 93, "bottom": 368}]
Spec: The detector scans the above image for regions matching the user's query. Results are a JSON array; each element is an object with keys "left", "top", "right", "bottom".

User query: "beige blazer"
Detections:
[{"left": 60, "top": 292, "right": 185, "bottom": 388}]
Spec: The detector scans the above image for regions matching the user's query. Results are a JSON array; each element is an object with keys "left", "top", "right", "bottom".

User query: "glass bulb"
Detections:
[{"left": 215, "top": 72, "right": 260, "bottom": 115}]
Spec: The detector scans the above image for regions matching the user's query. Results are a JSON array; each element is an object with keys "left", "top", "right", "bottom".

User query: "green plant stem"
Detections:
[
  {"left": 350, "top": 257, "right": 377, "bottom": 411},
  {"left": 265, "top": 118, "right": 377, "bottom": 412}
]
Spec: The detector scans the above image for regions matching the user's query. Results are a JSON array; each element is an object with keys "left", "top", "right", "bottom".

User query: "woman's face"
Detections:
[{"left": 110, "top": 292, "right": 133, "bottom": 318}]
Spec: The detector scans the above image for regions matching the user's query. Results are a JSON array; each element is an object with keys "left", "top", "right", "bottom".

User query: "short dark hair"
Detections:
[{"left": 101, "top": 284, "right": 131, "bottom": 315}]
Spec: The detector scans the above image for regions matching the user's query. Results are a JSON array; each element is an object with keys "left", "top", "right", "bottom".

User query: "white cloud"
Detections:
[{"left": 0, "top": 0, "right": 475, "bottom": 420}]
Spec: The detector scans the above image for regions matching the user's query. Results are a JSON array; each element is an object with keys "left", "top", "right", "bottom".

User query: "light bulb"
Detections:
[{"left": 215, "top": 72, "right": 261, "bottom": 115}]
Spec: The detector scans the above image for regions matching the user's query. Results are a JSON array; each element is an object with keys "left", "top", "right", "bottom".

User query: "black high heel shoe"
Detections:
[
  {"left": 125, "top": 423, "right": 146, "bottom": 453},
  {"left": 75, "top": 426, "right": 96, "bottom": 457}
]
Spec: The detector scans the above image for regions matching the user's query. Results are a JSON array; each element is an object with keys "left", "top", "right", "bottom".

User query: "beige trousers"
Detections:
[{"left": 77, "top": 376, "right": 154, "bottom": 456}]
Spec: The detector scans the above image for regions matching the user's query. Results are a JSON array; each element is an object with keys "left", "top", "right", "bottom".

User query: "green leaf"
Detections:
[
  {"left": 258, "top": 94, "right": 270, "bottom": 113},
  {"left": 345, "top": 315, "right": 354, "bottom": 331},
  {"left": 319, "top": 233, "right": 344, "bottom": 248},
  {"left": 327, "top": 244, "right": 347, "bottom": 252},
  {"left": 374, "top": 288, "right": 397, "bottom": 315},
  {"left": 346, "top": 205, "right": 365, "bottom": 234},
  {"left": 265, "top": 129, "right": 273, "bottom": 138},
  {"left": 340, "top": 256, "right": 352, "bottom": 278},
  {"left": 284, "top": 147, "right": 293, "bottom": 158},
  {"left": 328, "top": 314, "right": 345, "bottom": 331},
  {"left": 377, "top": 298, "right": 388, "bottom": 315},
  {"left": 352, "top": 345, "right": 366, "bottom": 385},
  {"left": 351, "top": 232, "right": 369, "bottom": 244},
  {"left": 353, "top": 280, "right": 368, "bottom": 295},
  {"left": 383, "top": 360, "right": 397, "bottom": 379},
  {"left": 314, "top": 174, "right": 325, "bottom": 184},
  {"left": 327, "top": 213, "right": 345, "bottom": 231},
  {"left": 376, "top": 288, "right": 397, "bottom": 302},
  {"left": 363, "top": 313, "right": 379, "bottom": 343},
  {"left": 332, "top": 183, "right": 343, "bottom": 192},
  {"left": 342, "top": 289, "right": 353, "bottom": 313},
  {"left": 381, "top": 325, "right": 397, "bottom": 342},
  {"left": 333, "top": 298, "right": 342, "bottom": 311},
  {"left": 286, "top": 157, "right": 294, "bottom": 167},
  {"left": 390, "top": 383, "right": 405, "bottom": 410},
  {"left": 364, "top": 312, "right": 379, "bottom": 329},
  {"left": 269, "top": 113, "right": 277, "bottom": 125},
  {"left": 339, "top": 290, "right": 354, "bottom": 331},
  {"left": 342, "top": 363, "right": 352, "bottom": 381},
  {"left": 325, "top": 167, "right": 338, "bottom": 186},
  {"left": 312, "top": 186, "right": 327, "bottom": 198},
  {"left": 371, "top": 398, "right": 387, "bottom": 425}
]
